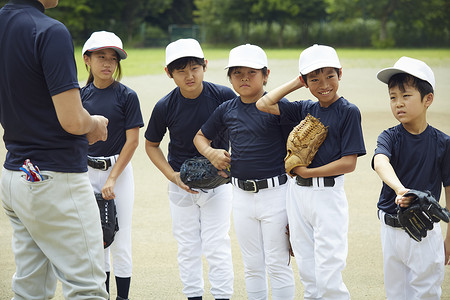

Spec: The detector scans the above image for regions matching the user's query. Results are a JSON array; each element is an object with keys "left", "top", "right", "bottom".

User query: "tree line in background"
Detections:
[{"left": 1, "top": 0, "right": 449, "bottom": 48}]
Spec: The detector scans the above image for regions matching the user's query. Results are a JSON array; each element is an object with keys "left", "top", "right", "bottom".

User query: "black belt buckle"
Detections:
[
  {"left": 97, "top": 159, "right": 109, "bottom": 171},
  {"left": 244, "top": 180, "right": 259, "bottom": 193},
  {"left": 88, "top": 157, "right": 110, "bottom": 171}
]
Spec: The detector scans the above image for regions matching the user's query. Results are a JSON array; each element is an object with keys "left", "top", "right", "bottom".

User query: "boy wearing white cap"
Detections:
[
  {"left": 257, "top": 44, "right": 366, "bottom": 299},
  {"left": 81, "top": 31, "right": 144, "bottom": 300},
  {"left": 194, "top": 44, "right": 296, "bottom": 300},
  {"left": 373, "top": 57, "right": 450, "bottom": 299},
  {"left": 145, "top": 39, "right": 235, "bottom": 300}
]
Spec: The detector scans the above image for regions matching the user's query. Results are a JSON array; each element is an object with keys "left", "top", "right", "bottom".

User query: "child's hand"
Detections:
[
  {"left": 217, "top": 169, "right": 230, "bottom": 178},
  {"left": 172, "top": 172, "right": 199, "bottom": 194},
  {"left": 291, "top": 166, "right": 310, "bottom": 178},
  {"left": 294, "top": 75, "right": 306, "bottom": 89},
  {"left": 101, "top": 178, "right": 117, "bottom": 200},
  {"left": 205, "top": 148, "right": 231, "bottom": 171},
  {"left": 395, "top": 188, "right": 412, "bottom": 207}
]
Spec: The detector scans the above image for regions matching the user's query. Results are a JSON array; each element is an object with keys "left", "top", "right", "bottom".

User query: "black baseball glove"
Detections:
[
  {"left": 179, "top": 157, "right": 230, "bottom": 190},
  {"left": 95, "top": 193, "right": 119, "bottom": 248},
  {"left": 397, "top": 189, "right": 450, "bottom": 242}
]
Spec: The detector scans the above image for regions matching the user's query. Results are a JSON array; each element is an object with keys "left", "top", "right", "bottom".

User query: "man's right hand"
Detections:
[{"left": 86, "top": 115, "right": 108, "bottom": 145}]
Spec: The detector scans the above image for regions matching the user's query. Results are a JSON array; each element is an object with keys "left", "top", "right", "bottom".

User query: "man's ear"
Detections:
[
  {"left": 203, "top": 59, "right": 208, "bottom": 72},
  {"left": 424, "top": 92, "right": 434, "bottom": 108},
  {"left": 338, "top": 68, "right": 343, "bottom": 80},
  {"left": 164, "top": 67, "right": 172, "bottom": 78}
]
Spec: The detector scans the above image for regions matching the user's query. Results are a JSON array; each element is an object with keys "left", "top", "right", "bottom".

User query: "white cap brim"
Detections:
[
  {"left": 300, "top": 60, "right": 341, "bottom": 75},
  {"left": 376, "top": 67, "right": 435, "bottom": 89},
  {"left": 376, "top": 56, "right": 435, "bottom": 90},
  {"left": 224, "top": 61, "right": 267, "bottom": 69},
  {"left": 82, "top": 31, "right": 127, "bottom": 60},
  {"left": 84, "top": 46, "right": 127, "bottom": 60}
]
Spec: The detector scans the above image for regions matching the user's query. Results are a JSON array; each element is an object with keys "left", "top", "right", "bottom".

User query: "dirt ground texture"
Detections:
[{"left": 0, "top": 58, "right": 449, "bottom": 299}]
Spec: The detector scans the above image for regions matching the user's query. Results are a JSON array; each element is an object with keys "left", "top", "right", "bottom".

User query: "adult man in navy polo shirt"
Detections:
[{"left": 0, "top": 0, "right": 109, "bottom": 299}]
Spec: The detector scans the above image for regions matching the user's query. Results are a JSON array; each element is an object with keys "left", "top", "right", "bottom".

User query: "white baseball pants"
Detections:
[
  {"left": 379, "top": 210, "right": 444, "bottom": 300},
  {"left": 88, "top": 155, "right": 134, "bottom": 278},
  {"left": 168, "top": 182, "right": 234, "bottom": 299},
  {"left": 286, "top": 176, "right": 350, "bottom": 300},
  {"left": 232, "top": 183, "right": 295, "bottom": 300}
]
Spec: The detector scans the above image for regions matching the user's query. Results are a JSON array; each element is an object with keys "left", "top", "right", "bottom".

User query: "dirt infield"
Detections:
[{"left": 0, "top": 58, "right": 449, "bottom": 299}]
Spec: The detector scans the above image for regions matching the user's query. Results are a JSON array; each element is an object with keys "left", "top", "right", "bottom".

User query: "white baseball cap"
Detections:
[
  {"left": 82, "top": 31, "right": 127, "bottom": 60},
  {"left": 298, "top": 44, "right": 341, "bottom": 75},
  {"left": 376, "top": 56, "right": 435, "bottom": 90},
  {"left": 165, "top": 38, "right": 204, "bottom": 66},
  {"left": 225, "top": 44, "right": 268, "bottom": 69}
]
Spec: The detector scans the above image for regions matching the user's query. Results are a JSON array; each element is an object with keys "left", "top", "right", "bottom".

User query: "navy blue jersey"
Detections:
[
  {"left": 81, "top": 82, "right": 144, "bottom": 157},
  {"left": 0, "top": 0, "right": 86, "bottom": 172},
  {"left": 145, "top": 81, "right": 235, "bottom": 171},
  {"left": 278, "top": 97, "right": 366, "bottom": 168},
  {"left": 373, "top": 124, "right": 450, "bottom": 214},
  {"left": 201, "top": 96, "right": 295, "bottom": 180}
]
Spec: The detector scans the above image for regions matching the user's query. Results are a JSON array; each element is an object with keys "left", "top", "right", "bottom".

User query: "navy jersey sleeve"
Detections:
[
  {"left": 340, "top": 104, "right": 366, "bottom": 157},
  {"left": 278, "top": 100, "right": 306, "bottom": 124},
  {"left": 124, "top": 89, "right": 144, "bottom": 130},
  {"left": 372, "top": 129, "right": 394, "bottom": 169},
  {"left": 145, "top": 98, "right": 168, "bottom": 143},
  {"left": 276, "top": 98, "right": 298, "bottom": 141},
  {"left": 440, "top": 133, "right": 450, "bottom": 187},
  {"left": 200, "top": 101, "right": 228, "bottom": 141},
  {"left": 38, "top": 22, "right": 79, "bottom": 96}
]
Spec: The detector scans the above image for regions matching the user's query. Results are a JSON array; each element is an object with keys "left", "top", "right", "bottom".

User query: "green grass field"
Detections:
[{"left": 75, "top": 47, "right": 450, "bottom": 82}]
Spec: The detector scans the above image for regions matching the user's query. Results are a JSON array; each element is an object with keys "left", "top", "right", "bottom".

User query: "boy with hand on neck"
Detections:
[
  {"left": 257, "top": 44, "right": 366, "bottom": 299},
  {"left": 373, "top": 56, "right": 450, "bottom": 299}
]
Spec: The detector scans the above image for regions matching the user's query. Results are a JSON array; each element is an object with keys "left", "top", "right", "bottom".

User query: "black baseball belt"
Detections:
[{"left": 87, "top": 156, "right": 112, "bottom": 171}]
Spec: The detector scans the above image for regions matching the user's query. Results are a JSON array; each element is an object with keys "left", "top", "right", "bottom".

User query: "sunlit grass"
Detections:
[{"left": 75, "top": 47, "right": 450, "bottom": 81}]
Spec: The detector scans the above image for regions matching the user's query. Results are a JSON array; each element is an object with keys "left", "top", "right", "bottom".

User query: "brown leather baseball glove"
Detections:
[{"left": 285, "top": 114, "right": 328, "bottom": 176}]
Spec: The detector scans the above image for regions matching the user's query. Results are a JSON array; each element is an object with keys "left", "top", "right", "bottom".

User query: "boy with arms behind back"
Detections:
[
  {"left": 373, "top": 56, "right": 450, "bottom": 299},
  {"left": 257, "top": 44, "right": 366, "bottom": 299}
]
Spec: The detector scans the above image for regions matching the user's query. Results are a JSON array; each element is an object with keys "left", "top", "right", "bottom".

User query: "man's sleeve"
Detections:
[{"left": 39, "top": 23, "right": 79, "bottom": 96}]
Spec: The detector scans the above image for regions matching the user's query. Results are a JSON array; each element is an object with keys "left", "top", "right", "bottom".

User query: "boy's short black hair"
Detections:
[
  {"left": 301, "top": 67, "right": 340, "bottom": 84},
  {"left": 388, "top": 73, "right": 434, "bottom": 100},
  {"left": 227, "top": 67, "right": 269, "bottom": 85},
  {"left": 167, "top": 57, "right": 206, "bottom": 76}
]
